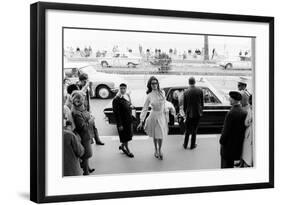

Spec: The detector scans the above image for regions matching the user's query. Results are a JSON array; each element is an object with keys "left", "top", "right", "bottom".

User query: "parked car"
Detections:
[
  {"left": 103, "top": 76, "right": 231, "bottom": 133},
  {"left": 64, "top": 62, "right": 127, "bottom": 99},
  {"left": 98, "top": 52, "right": 141, "bottom": 68},
  {"left": 218, "top": 56, "right": 251, "bottom": 69}
]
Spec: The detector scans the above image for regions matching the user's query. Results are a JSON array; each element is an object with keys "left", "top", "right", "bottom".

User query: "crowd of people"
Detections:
[
  {"left": 64, "top": 45, "right": 220, "bottom": 61},
  {"left": 63, "top": 73, "right": 105, "bottom": 176},
  {"left": 63, "top": 72, "right": 253, "bottom": 176}
]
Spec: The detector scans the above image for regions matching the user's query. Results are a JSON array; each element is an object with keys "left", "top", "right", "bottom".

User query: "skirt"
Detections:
[
  {"left": 117, "top": 123, "right": 133, "bottom": 143},
  {"left": 144, "top": 111, "right": 168, "bottom": 139}
]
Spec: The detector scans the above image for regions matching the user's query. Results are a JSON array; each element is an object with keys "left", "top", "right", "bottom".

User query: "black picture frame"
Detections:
[{"left": 30, "top": 2, "right": 274, "bottom": 203}]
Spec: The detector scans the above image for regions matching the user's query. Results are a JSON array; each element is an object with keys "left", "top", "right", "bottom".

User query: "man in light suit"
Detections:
[{"left": 183, "top": 77, "right": 204, "bottom": 149}]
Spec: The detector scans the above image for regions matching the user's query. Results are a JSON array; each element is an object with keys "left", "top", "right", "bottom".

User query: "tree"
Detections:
[
  {"left": 150, "top": 52, "right": 172, "bottom": 73},
  {"left": 204, "top": 35, "right": 209, "bottom": 61}
]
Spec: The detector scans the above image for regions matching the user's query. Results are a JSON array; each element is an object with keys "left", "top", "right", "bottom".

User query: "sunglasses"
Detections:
[{"left": 151, "top": 82, "right": 158, "bottom": 85}]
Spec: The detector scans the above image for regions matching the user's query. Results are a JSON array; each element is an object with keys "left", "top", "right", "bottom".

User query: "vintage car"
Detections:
[
  {"left": 64, "top": 62, "right": 127, "bottom": 99},
  {"left": 98, "top": 52, "right": 141, "bottom": 68},
  {"left": 217, "top": 56, "right": 251, "bottom": 69},
  {"left": 103, "top": 76, "right": 231, "bottom": 133}
]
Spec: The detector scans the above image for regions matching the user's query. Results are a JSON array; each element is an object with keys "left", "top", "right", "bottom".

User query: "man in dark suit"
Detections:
[
  {"left": 112, "top": 83, "right": 134, "bottom": 158},
  {"left": 220, "top": 91, "right": 247, "bottom": 168},
  {"left": 77, "top": 73, "right": 91, "bottom": 112},
  {"left": 183, "top": 77, "right": 204, "bottom": 149}
]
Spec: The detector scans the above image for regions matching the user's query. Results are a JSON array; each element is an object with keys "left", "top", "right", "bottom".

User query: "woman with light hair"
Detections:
[{"left": 71, "top": 91, "right": 95, "bottom": 175}]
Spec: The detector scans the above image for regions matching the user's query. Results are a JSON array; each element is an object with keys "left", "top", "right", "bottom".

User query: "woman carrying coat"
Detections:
[{"left": 137, "top": 76, "right": 175, "bottom": 160}]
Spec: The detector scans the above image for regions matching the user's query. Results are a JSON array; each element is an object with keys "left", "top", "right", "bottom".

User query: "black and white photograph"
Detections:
[
  {"left": 1, "top": 0, "right": 279, "bottom": 204},
  {"left": 63, "top": 28, "right": 255, "bottom": 176},
  {"left": 29, "top": 2, "right": 274, "bottom": 202}
]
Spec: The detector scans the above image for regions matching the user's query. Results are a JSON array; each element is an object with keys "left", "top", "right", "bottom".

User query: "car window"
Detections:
[
  {"left": 79, "top": 65, "right": 97, "bottom": 76},
  {"left": 166, "top": 88, "right": 186, "bottom": 114},
  {"left": 166, "top": 87, "right": 220, "bottom": 107},
  {"left": 121, "top": 54, "right": 128, "bottom": 58},
  {"left": 113, "top": 53, "right": 120, "bottom": 57},
  {"left": 166, "top": 88, "right": 185, "bottom": 102},
  {"left": 201, "top": 87, "right": 220, "bottom": 104}
]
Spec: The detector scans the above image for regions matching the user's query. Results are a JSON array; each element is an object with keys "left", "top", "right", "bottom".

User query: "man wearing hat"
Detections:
[
  {"left": 219, "top": 91, "right": 248, "bottom": 168},
  {"left": 237, "top": 77, "right": 251, "bottom": 110}
]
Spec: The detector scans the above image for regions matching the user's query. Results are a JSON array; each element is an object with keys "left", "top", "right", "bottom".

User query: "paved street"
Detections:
[
  {"left": 70, "top": 58, "right": 252, "bottom": 76},
  {"left": 96, "top": 64, "right": 251, "bottom": 76},
  {"left": 89, "top": 134, "right": 220, "bottom": 175}
]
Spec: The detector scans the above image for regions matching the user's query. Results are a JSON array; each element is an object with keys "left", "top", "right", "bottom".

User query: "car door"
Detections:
[
  {"left": 165, "top": 87, "right": 186, "bottom": 126},
  {"left": 237, "top": 56, "right": 251, "bottom": 69},
  {"left": 244, "top": 56, "right": 252, "bottom": 69},
  {"left": 112, "top": 53, "right": 121, "bottom": 67},
  {"left": 200, "top": 87, "right": 229, "bottom": 131},
  {"left": 119, "top": 53, "right": 128, "bottom": 66}
]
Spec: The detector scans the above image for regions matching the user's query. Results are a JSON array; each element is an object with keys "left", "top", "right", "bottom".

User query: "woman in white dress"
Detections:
[
  {"left": 137, "top": 76, "right": 175, "bottom": 160},
  {"left": 241, "top": 95, "right": 253, "bottom": 167}
]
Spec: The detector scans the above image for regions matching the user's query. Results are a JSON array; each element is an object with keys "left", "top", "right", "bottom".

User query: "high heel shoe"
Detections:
[
  {"left": 96, "top": 141, "right": 105, "bottom": 145},
  {"left": 88, "top": 167, "right": 95, "bottom": 173},
  {"left": 119, "top": 145, "right": 128, "bottom": 155},
  {"left": 126, "top": 152, "right": 134, "bottom": 158},
  {"left": 159, "top": 152, "right": 163, "bottom": 160},
  {"left": 154, "top": 151, "right": 159, "bottom": 158}
]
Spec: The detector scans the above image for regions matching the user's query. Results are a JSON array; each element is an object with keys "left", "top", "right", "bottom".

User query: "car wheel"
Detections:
[
  {"left": 225, "top": 63, "right": 233, "bottom": 69},
  {"left": 101, "top": 61, "right": 109, "bottom": 68},
  {"left": 96, "top": 85, "right": 111, "bottom": 99},
  {"left": 128, "top": 62, "right": 135, "bottom": 68}
]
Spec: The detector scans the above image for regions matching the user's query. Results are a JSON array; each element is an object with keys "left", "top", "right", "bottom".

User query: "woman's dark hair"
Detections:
[
  {"left": 65, "top": 120, "right": 72, "bottom": 127},
  {"left": 67, "top": 84, "right": 79, "bottom": 95},
  {"left": 146, "top": 76, "right": 160, "bottom": 94},
  {"left": 79, "top": 73, "right": 88, "bottom": 81}
]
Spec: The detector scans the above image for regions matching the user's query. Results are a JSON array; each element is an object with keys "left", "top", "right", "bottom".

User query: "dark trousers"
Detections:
[
  {"left": 81, "top": 140, "right": 93, "bottom": 174},
  {"left": 184, "top": 117, "right": 200, "bottom": 148},
  {"left": 89, "top": 120, "right": 102, "bottom": 144},
  {"left": 221, "top": 157, "right": 234, "bottom": 168},
  {"left": 178, "top": 116, "right": 185, "bottom": 134}
]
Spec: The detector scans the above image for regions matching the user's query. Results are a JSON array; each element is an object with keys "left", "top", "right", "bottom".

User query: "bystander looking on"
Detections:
[
  {"left": 71, "top": 91, "right": 95, "bottom": 175},
  {"left": 63, "top": 121, "right": 85, "bottom": 176},
  {"left": 77, "top": 73, "right": 105, "bottom": 145},
  {"left": 220, "top": 91, "right": 247, "bottom": 168},
  {"left": 241, "top": 95, "right": 253, "bottom": 167}
]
